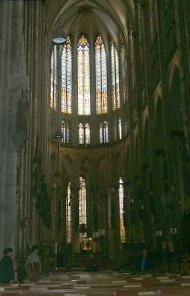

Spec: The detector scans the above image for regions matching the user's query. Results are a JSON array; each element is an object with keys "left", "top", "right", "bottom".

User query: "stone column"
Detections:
[{"left": 0, "top": 0, "right": 29, "bottom": 253}]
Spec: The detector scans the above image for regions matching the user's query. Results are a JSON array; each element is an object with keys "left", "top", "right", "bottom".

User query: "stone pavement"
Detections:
[{"left": 1, "top": 271, "right": 190, "bottom": 295}]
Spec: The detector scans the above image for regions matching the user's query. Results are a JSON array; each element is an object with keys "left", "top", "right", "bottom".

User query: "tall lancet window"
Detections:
[
  {"left": 77, "top": 36, "right": 90, "bottom": 115},
  {"left": 119, "top": 177, "right": 126, "bottom": 242},
  {"left": 100, "top": 121, "right": 109, "bottom": 143},
  {"left": 79, "top": 123, "right": 90, "bottom": 145},
  {"left": 111, "top": 43, "right": 120, "bottom": 110},
  {"left": 118, "top": 118, "right": 122, "bottom": 140},
  {"left": 61, "top": 120, "right": 69, "bottom": 143},
  {"left": 95, "top": 36, "right": 108, "bottom": 114},
  {"left": 50, "top": 46, "right": 57, "bottom": 109},
  {"left": 85, "top": 123, "right": 90, "bottom": 144},
  {"left": 79, "top": 176, "right": 87, "bottom": 231},
  {"left": 66, "top": 182, "right": 72, "bottom": 243},
  {"left": 61, "top": 37, "right": 72, "bottom": 113},
  {"left": 79, "top": 123, "right": 84, "bottom": 144}
]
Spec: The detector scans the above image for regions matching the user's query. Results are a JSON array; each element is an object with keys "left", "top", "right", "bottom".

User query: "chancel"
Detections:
[{"left": 1, "top": 0, "right": 190, "bottom": 294}]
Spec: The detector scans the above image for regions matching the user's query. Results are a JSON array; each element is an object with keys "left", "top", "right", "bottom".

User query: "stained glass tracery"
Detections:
[
  {"left": 79, "top": 123, "right": 90, "bottom": 145},
  {"left": 66, "top": 182, "right": 72, "bottom": 243},
  {"left": 61, "top": 120, "right": 69, "bottom": 143},
  {"left": 61, "top": 37, "right": 72, "bottom": 113},
  {"left": 119, "top": 177, "right": 126, "bottom": 242},
  {"left": 79, "top": 176, "right": 87, "bottom": 226},
  {"left": 95, "top": 36, "right": 108, "bottom": 114},
  {"left": 111, "top": 44, "right": 120, "bottom": 110},
  {"left": 77, "top": 36, "right": 90, "bottom": 115},
  {"left": 50, "top": 46, "right": 57, "bottom": 109},
  {"left": 100, "top": 121, "right": 109, "bottom": 143}
]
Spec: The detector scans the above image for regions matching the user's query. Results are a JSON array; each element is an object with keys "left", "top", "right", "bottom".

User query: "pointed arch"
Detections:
[
  {"left": 50, "top": 46, "right": 57, "bottom": 109},
  {"left": 77, "top": 35, "right": 90, "bottom": 115},
  {"left": 111, "top": 43, "right": 120, "bottom": 110},
  {"left": 61, "top": 37, "right": 72, "bottom": 114},
  {"left": 95, "top": 35, "right": 108, "bottom": 114}
]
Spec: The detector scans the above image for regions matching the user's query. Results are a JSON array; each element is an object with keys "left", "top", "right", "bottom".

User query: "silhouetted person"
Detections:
[
  {"left": 136, "top": 249, "right": 153, "bottom": 273},
  {"left": 167, "top": 241, "right": 180, "bottom": 274},
  {"left": 159, "top": 241, "right": 169, "bottom": 274},
  {"left": 0, "top": 247, "right": 14, "bottom": 283}
]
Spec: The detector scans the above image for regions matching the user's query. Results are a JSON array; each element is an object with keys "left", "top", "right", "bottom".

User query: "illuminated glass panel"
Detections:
[
  {"left": 79, "top": 176, "right": 87, "bottom": 226},
  {"left": 119, "top": 177, "right": 126, "bottom": 242},
  {"left": 77, "top": 36, "right": 90, "bottom": 115},
  {"left": 85, "top": 123, "right": 90, "bottom": 144},
  {"left": 100, "top": 123, "right": 103, "bottom": 144},
  {"left": 95, "top": 36, "right": 108, "bottom": 114},
  {"left": 111, "top": 44, "right": 120, "bottom": 110},
  {"left": 79, "top": 123, "right": 90, "bottom": 144},
  {"left": 79, "top": 123, "right": 84, "bottom": 144},
  {"left": 66, "top": 182, "right": 72, "bottom": 243},
  {"left": 118, "top": 118, "right": 122, "bottom": 140},
  {"left": 100, "top": 121, "right": 109, "bottom": 143},
  {"left": 50, "top": 46, "right": 57, "bottom": 109},
  {"left": 61, "top": 37, "right": 72, "bottom": 113},
  {"left": 61, "top": 120, "right": 69, "bottom": 143}
]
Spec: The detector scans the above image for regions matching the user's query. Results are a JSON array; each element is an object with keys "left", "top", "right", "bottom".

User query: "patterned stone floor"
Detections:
[{"left": 1, "top": 271, "right": 190, "bottom": 295}]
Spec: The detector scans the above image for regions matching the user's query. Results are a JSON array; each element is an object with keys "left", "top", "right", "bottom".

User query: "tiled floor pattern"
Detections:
[{"left": 1, "top": 272, "right": 190, "bottom": 295}]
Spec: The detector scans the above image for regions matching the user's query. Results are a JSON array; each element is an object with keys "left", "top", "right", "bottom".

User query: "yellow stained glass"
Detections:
[
  {"left": 111, "top": 44, "right": 120, "bottom": 110},
  {"left": 77, "top": 36, "right": 90, "bottom": 115}
]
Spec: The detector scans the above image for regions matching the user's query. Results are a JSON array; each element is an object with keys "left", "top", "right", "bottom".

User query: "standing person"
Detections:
[
  {"left": 136, "top": 248, "right": 154, "bottom": 273},
  {"left": 167, "top": 241, "right": 180, "bottom": 274},
  {"left": 26, "top": 246, "right": 41, "bottom": 281},
  {"left": 159, "top": 241, "right": 169, "bottom": 274},
  {"left": 0, "top": 247, "right": 14, "bottom": 283}
]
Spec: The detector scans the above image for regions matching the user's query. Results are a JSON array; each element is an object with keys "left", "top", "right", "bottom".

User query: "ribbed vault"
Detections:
[{"left": 45, "top": 0, "right": 135, "bottom": 45}]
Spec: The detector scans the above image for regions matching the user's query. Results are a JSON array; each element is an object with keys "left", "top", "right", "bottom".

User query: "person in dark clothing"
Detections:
[
  {"left": 167, "top": 241, "right": 180, "bottom": 274},
  {"left": 136, "top": 249, "right": 153, "bottom": 273},
  {"left": 158, "top": 241, "right": 169, "bottom": 274},
  {"left": 0, "top": 247, "right": 14, "bottom": 283}
]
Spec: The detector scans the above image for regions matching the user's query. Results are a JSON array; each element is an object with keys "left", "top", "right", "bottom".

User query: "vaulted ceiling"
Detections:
[{"left": 45, "top": 0, "right": 135, "bottom": 46}]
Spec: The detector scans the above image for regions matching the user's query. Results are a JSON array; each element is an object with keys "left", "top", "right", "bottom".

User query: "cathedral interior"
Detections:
[{"left": 1, "top": 0, "right": 190, "bottom": 285}]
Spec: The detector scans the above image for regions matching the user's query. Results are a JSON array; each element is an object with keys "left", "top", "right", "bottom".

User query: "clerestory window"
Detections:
[
  {"left": 50, "top": 46, "right": 58, "bottom": 110},
  {"left": 95, "top": 35, "right": 108, "bottom": 114},
  {"left": 77, "top": 35, "right": 90, "bottom": 115},
  {"left": 61, "top": 37, "right": 72, "bottom": 114},
  {"left": 50, "top": 35, "right": 123, "bottom": 146},
  {"left": 111, "top": 43, "right": 120, "bottom": 110}
]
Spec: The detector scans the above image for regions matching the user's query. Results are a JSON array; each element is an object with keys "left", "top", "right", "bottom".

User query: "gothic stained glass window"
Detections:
[
  {"left": 77, "top": 36, "right": 90, "bottom": 115},
  {"left": 95, "top": 36, "right": 108, "bottom": 114},
  {"left": 85, "top": 123, "right": 90, "bottom": 144},
  {"left": 50, "top": 46, "right": 57, "bottom": 109},
  {"left": 100, "top": 121, "right": 109, "bottom": 144},
  {"left": 61, "top": 120, "right": 69, "bottom": 143},
  {"left": 79, "top": 176, "right": 87, "bottom": 227},
  {"left": 111, "top": 43, "right": 120, "bottom": 110},
  {"left": 61, "top": 37, "right": 72, "bottom": 113},
  {"left": 79, "top": 123, "right": 84, "bottom": 144},
  {"left": 79, "top": 123, "right": 90, "bottom": 145},
  {"left": 66, "top": 182, "right": 72, "bottom": 243},
  {"left": 119, "top": 177, "right": 126, "bottom": 242}
]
